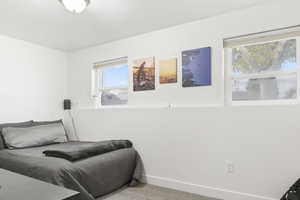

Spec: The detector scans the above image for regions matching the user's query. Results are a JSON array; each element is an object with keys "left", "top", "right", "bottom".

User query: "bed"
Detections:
[{"left": 0, "top": 122, "right": 144, "bottom": 200}]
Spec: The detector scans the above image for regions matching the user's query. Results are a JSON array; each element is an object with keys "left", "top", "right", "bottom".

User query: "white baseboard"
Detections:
[{"left": 145, "top": 175, "right": 278, "bottom": 200}]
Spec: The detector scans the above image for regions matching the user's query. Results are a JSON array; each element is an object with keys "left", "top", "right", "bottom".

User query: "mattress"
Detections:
[{"left": 0, "top": 141, "right": 143, "bottom": 200}]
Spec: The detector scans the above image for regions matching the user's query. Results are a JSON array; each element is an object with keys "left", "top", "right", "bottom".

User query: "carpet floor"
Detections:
[{"left": 97, "top": 184, "right": 219, "bottom": 200}]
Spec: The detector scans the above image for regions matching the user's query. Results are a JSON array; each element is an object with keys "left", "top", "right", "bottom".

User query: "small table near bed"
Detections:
[{"left": 0, "top": 169, "right": 79, "bottom": 200}]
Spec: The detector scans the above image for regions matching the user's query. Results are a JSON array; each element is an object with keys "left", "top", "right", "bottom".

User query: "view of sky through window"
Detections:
[{"left": 102, "top": 64, "right": 129, "bottom": 89}]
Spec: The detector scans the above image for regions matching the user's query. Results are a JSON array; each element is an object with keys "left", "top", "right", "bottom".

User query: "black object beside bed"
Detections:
[{"left": 0, "top": 121, "right": 144, "bottom": 200}]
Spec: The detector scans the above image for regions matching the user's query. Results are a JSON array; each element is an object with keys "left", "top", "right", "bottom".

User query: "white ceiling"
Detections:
[{"left": 0, "top": 0, "right": 274, "bottom": 51}]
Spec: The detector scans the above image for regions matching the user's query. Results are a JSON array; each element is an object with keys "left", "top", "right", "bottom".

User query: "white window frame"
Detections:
[
  {"left": 92, "top": 57, "right": 129, "bottom": 107},
  {"left": 225, "top": 35, "right": 300, "bottom": 106}
]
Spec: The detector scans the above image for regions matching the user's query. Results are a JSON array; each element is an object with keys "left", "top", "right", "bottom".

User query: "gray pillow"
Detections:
[
  {"left": 2, "top": 123, "right": 67, "bottom": 149},
  {"left": 33, "top": 119, "right": 70, "bottom": 141},
  {"left": 0, "top": 121, "right": 34, "bottom": 150}
]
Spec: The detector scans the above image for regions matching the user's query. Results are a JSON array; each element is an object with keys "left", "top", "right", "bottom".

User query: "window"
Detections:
[
  {"left": 92, "top": 57, "right": 129, "bottom": 106},
  {"left": 225, "top": 31, "right": 299, "bottom": 105}
]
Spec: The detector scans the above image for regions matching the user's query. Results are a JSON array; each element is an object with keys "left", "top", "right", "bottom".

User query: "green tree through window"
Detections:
[{"left": 232, "top": 39, "right": 296, "bottom": 74}]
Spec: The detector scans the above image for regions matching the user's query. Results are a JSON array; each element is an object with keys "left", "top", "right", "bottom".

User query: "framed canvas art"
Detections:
[
  {"left": 159, "top": 58, "right": 177, "bottom": 84},
  {"left": 133, "top": 57, "right": 155, "bottom": 91},
  {"left": 182, "top": 47, "right": 211, "bottom": 87}
]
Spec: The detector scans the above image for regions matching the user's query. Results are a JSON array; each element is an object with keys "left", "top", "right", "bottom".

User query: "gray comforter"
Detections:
[{"left": 0, "top": 142, "right": 144, "bottom": 200}]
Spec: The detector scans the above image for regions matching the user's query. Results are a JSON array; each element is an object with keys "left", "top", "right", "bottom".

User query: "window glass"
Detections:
[
  {"left": 101, "top": 88, "right": 128, "bottom": 105},
  {"left": 232, "top": 75, "right": 297, "bottom": 101},
  {"left": 232, "top": 39, "right": 296, "bottom": 75},
  {"left": 228, "top": 36, "right": 298, "bottom": 103},
  {"left": 93, "top": 59, "right": 129, "bottom": 106},
  {"left": 102, "top": 64, "right": 129, "bottom": 89}
]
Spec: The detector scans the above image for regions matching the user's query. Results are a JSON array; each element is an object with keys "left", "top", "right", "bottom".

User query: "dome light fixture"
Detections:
[{"left": 59, "top": 0, "right": 90, "bottom": 14}]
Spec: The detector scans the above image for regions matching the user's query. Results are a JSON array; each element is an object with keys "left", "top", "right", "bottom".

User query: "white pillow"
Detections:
[{"left": 2, "top": 123, "right": 67, "bottom": 149}]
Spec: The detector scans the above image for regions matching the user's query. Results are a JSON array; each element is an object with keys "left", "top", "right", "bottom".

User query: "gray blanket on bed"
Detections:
[
  {"left": 0, "top": 142, "right": 144, "bottom": 200},
  {"left": 43, "top": 140, "right": 133, "bottom": 161}
]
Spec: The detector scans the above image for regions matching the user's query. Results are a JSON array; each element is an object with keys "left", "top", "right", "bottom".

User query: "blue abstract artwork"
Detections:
[{"left": 182, "top": 47, "right": 211, "bottom": 87}]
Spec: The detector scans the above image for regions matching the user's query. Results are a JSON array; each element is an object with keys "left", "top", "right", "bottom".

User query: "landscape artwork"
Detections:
[
  {"left": 182, "top": 47, "right": 211, "bottom": 87},
  {"left": 159, "top": 58, "right": 177, "bottom": 84},
  {"left": 133, "top": 57, "right": 155, "bottom": 91}
]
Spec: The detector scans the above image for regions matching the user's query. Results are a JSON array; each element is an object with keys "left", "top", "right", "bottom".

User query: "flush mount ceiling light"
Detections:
[{"left": 59, "top": 0, "right": 90, "bottom": 14}]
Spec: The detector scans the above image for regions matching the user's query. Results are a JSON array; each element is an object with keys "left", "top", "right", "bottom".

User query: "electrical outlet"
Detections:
[{"left": 227, "top": 162, "right": 235, "bottom": 174}]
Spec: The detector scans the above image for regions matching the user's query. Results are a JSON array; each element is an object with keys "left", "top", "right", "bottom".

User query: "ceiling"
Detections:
[{"left": 0, "top": 0, "right": 275, "bottom": 51}]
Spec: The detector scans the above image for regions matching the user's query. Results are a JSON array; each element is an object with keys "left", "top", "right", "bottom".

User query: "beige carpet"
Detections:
[{"left": 97, "top": 184, "right": 219, "bottom": 200}]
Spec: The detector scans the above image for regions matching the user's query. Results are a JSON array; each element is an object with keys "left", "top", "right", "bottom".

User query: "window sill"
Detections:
[
  {"left": 229, "top": 99, "right": 300, "bottom": 107},
  {"left": 75, "top": 103, "right": 224, "bottom": 110}
]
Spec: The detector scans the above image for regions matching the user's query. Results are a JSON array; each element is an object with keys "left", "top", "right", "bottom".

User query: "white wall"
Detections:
[
  {"left": 0, "top": 35, "right": 69, "bottom": 122},
  {"left": 69, "top": 0, "right": 300, "bottom": 200}
]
